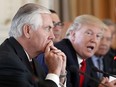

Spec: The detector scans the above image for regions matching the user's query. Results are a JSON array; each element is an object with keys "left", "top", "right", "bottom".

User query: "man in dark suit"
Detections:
[
  {"left": 55, "top": 15, "right": 108, "bottom": 87},
  {"left": 102, "top": 19, "right": 116, "bottom": 74},
  {"left": 0, "top": 3, "right": 66, "bottom": 87}
]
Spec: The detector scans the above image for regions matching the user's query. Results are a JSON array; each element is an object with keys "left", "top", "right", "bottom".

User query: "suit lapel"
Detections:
[
  {"left": 64, "top": 39, "right": 80, "bottom": 86},
  {"left": 103, "top": 55, "right": 112, "bottom": 76},
  {"left": 8, "top": 37, "right": 47, "bottom": 83},
  {"left": 87, "top": 58, "right": 98, "bottom": 78}
]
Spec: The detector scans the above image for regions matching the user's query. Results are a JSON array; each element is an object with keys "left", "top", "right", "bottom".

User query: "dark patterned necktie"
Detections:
[{"left": 97, "top": 58, "right": 103, "bottom": 79}]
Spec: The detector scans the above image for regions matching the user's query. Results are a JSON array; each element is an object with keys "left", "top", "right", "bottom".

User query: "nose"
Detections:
[
  {"left": 90, "top": 34, "right": 99, "bottom": 43},
  {"left": 101, "top": 37, "right": 111, "bottom": 45},
  {"left": 49, "top": 30, "right": 55, "bottom": 40}
]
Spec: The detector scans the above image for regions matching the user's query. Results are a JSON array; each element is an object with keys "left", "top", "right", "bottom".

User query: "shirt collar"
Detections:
[
  {"left": 77, "top": 56, "right": 83, "bottom": 64},
  {"left": 77, "top": 54, "right": 84, "bottom": 68},
  {"left": 24, "top": 50, "right": 32, "bottom": 62},
  {"left": 92, "top": 55, "right": 103, "bottom": 60}
]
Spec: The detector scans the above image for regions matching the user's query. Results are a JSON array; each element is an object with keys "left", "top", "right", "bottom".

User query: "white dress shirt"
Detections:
[{"left": 77, "top": 54, "right": 84, "bottom": 68}]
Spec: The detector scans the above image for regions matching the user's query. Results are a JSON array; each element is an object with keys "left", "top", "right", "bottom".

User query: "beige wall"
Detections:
[{"left": 0, "top": 0, "right": 57, "bottom": 44}]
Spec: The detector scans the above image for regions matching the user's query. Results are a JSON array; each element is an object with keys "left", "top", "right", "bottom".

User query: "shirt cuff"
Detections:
[{"left": 46, "top": 73, "right": 60, "bottom": 87}]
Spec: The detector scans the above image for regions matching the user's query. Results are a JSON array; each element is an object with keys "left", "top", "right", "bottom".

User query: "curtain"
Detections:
[{"left": 60, "top": 0, "right": 116, "bottom": 22}]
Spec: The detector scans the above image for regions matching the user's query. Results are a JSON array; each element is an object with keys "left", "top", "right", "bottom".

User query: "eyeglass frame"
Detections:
[{"left": 53, "top": 21, "right": 64, "bottom": 28}]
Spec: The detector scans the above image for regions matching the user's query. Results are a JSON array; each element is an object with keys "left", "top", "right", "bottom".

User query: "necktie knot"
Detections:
[
  {"left": 80, "top": 60, "right": 86, "bottom": 71},
  {"left": 81, "top": 60, "right": 86, "bottom": 66}
]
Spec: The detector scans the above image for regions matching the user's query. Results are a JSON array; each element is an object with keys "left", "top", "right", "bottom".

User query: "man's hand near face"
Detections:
[{"left": 44, "top": 41, "right": 66, "bottom": 76}]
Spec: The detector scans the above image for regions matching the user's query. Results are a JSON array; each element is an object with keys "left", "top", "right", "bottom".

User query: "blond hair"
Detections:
[{"left": 66, "top": 15, "right": 108, "bottom": 37}]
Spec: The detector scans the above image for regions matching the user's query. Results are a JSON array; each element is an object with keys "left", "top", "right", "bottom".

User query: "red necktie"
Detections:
[{"left": 79, "top": 60, "right": 86, "bottom": 87}]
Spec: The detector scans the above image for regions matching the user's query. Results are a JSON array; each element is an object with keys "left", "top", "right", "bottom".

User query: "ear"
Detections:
[
  {"left": 70, "top": 30, "right": 76, "bottom": 41},
  {"left": 22, "top": 24, "right": 31, "bottom": 39}
]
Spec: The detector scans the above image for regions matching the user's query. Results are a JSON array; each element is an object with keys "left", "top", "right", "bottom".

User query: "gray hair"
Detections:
[
  {"left": 66, "top": 15, "right": 108, "bottom": 38},
  {"left": 9, "top": 3, "right": 51, "bottom": 38}
]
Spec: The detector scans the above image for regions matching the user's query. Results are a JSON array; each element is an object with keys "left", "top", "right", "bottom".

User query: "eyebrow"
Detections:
[{"left": 53, "top": 21, "right": 64, "bottom": 26}]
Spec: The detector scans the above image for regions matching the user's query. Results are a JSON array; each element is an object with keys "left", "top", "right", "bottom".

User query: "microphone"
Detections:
[
  {"left": 69, "top": 65, "right": 108, "bottom": 87},
  {"left": 92, "top": 66, "right": 116, "bottom": 78}
]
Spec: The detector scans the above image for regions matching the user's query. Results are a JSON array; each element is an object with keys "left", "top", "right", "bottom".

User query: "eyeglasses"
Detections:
[{"left": 53, "top": 21, "right": 64, "bottom": 27}]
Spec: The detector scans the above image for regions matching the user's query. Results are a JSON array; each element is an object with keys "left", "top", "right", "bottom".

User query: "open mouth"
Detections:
[{"left": 87, "top": 46, "right": 94, "bottom": 51}]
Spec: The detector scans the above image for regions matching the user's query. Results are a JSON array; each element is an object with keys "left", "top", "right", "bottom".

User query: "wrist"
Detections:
[{"left": 60, "top": 70, "right": 67, "bottom": 78}]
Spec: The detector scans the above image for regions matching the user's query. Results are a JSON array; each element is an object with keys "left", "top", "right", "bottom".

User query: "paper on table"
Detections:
[{"left": 109, "top": 76, "right": 116, "bottom": 82}]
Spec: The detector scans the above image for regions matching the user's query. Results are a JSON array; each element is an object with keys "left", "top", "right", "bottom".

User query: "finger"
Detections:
[
  {"left": 57, "top": 52, "right": 66, "bottom": 58},
  {"left": 110, "top": 80, "right": 116, "bottom": 85},
  {"left": 45, "top": 41, "right": 53, "bottom": 54},
  {"left": 51, "top": 49, "right": 65, "bottom": 56},
  {"left": 55, "top": 52, "right": 66, "bottom": 63},
  {"left": 101, "top": 77, "right": 108, "bottom": 84},
  {"left": 50, "top": 45, "right": 58, "bottom": 50},
  {"left": 52, "top": 49, "right": 62, "bottom": 54}
]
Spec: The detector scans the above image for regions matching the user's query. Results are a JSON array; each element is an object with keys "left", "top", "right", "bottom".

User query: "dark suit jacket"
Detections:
[
  {"left": 0, "top": 37, "right": 58, "bottom": 87},
  {"left": 108, "top": 48, "right": 116, "bottom": 74},
  {"left": 55, "top": 39, "right": 91, "bottom": 87}
]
